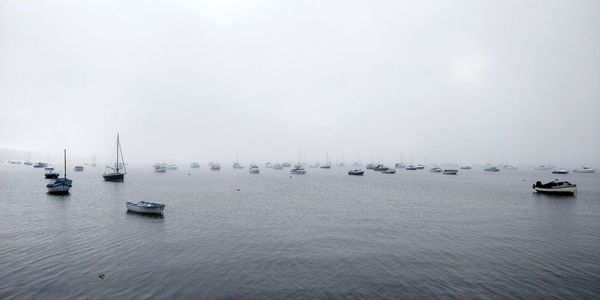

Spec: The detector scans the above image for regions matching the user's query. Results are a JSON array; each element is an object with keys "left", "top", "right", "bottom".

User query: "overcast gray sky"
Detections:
[{"left": 1, "top": 0, "right": 599, "bottom": 166}]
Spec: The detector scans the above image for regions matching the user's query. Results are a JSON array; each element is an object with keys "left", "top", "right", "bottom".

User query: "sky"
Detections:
[{"left": 1, "top": 0, "right": 599, "bottom": 166}]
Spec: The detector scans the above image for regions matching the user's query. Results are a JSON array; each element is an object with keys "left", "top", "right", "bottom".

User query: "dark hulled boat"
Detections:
[{"left": 103, "top": 133, "right": 126, "bottom": 182}]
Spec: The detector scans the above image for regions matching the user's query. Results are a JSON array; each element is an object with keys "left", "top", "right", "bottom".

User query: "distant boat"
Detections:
[
  {"left": 265, "top": 162, "right": 273, "bottom": 168},
  {"left": 348, "top": 169, "right": 364, "bottom": 176},
  {"left": 273, "top": 163, "right": 283, "bottom": 170},
  {"left": 374, "top": 164, "right": 389, "bottom": 171},
  {"left": 430, "top": 167, "right": 442, "bottom": 173},
  {"left": 249, "top": 165, "right": 260, "bottom": 174},
  {"left": 320, "top": 153, "right": 332, "bottom": 169},
  {"left": 502, "top": 165, "right": 519, "bottom": 170},
  {"left": 442, "top": 169, "right": 458, "bottom": 175},
  {"left": 394, "top": 163, "right": 406, "bottom": 169},
  {"left": 533, "top": 180, "right": 576, "bottom": 195},
  {"left": 366, "top": 163, "right": 377, "bottom": 170},
  {"left": 190, "top": 162, "right": 200, "bottom": 168},
  {"left": 382, "top": 169, "right": 396, "bottom": 174},
  {"left": 484, "top": 166, "right": 500, "bottom": 172},
  {"left": 290, "top": 164, "right": 306, "bottom": 175},
  {"left": 74, "top": 165, "right": 84, "bottom": 172},
  {"left": 126, "top": 201, "right": 165, "bottom": 215},
  {"left": 33, "top": 162, "right": 48, "bottom": 168},
  {"left": 573, "top": 167, "right": 596, "bottom": 173},
  {"left": 416, "top": 164, "right": 425, "bottom": 169},
  {"left": 282, "top": 162, "right": 292, "bottom": 168},
  {"left": 167, "top": 164, "right": 178, "bottom": 170},
  {"left": 309, "top": 162, "right": 319, "bottom": 168},
  {"left": 233, "top": 154, "right": 244, "bottom": 169},
  {"left": 103, "top": 133, "right": 126, "bottom": 182},
  {"left": 45, "top": 169, "right": 59, "bottom": 179},
  {"left": 405, "top": 165, "right": 418, "bottom": 170},
  {"left": 552, "top": 169, "right": 569, "bottom": 174},
  {"left": 336, "top": 162, "right": 346, "bottom": 167},
  {"left": 154, "top": 164, "right": 167, "bottom": 173},
  {"left": 24, "top": 161, "right": 33, "bottom": 166},
  {"left": 47, "top": 149, "right": 72, "bottom": 194},
  {"left": 460, "top": 166, "right": 472, "bottom": 170},
  {"left": 209, "top": 162, "right": 221, "bottom": 171},
  {"left": 535, "top": 165, "right": 551, "bottom": 171}
]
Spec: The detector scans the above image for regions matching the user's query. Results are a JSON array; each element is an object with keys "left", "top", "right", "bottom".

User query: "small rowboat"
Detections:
[{"left": 126, "top": 201, "right": 165, "bottom": 215}]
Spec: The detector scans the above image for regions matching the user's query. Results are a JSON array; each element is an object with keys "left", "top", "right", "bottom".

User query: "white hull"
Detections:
[
  {"left": 126, "top": 202, "right": 164, "bottom": 215},
  {"left": 573, "top": 169, "right": 595, "bottom": 173},
  {"left": 534, "top": 186, "right": 577, "bottom": 195}
]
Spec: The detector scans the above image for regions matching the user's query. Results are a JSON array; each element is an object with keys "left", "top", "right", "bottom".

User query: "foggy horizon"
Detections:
[{"left": 2, "top": 0, "right": 599, "bottom": 166}]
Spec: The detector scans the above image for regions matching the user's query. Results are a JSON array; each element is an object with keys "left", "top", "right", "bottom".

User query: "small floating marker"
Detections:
[{"left": 98, "top": 273, "right": 105, "bottom": 279}]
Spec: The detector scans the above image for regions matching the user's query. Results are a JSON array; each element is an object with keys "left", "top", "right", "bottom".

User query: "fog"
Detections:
[{"left": 1, "top": 0, "right": 599, "bottom": 166}]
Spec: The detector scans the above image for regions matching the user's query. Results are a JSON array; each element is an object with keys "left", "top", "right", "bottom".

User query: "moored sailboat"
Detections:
[
  {"left": 47, "top": 149, "right": 72, "bottom": 194},
  {"left": 103, "top": 133, "right": 126, "bottom": 182}
]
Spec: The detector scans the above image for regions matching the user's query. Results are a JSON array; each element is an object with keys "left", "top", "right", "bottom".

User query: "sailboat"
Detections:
[
  {"left": 103, "top": 133, "right": 126, "bottom": 182},
  {"left": 47, "top": 149, "right": 72, "bottom": 194},
  {"left": 320, "top": 153, "right": 332, "bottom": 169},
  {"left": 24, "top": 150, "right": 33, "bottom": 165}
]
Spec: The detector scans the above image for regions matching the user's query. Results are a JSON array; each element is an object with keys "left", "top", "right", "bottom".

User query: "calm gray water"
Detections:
[{"left": 1, "top": 164, "right": 600, "bottom": 299}]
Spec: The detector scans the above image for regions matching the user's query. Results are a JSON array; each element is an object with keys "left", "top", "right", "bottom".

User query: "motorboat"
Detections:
[
  {"left": 366, "top": 163, "right": 376, "bottom": 170},
  {"left": 348, "top": 169, "right": 364, "bottom": 176},
  {"left": 416, "top": 164, "right": 425, "bottom": 169},
  {"left": 190, "top": 162, "right": 200, "bottom": 168},
  {"left": 484, "top": 166, "right": 500, "bottom": 172},
  {"left": 103, "top": 133, "right": 126, "bottom": 182},
  {"left": 24, "top": 160, "right": 33, "bottom": 166},
  {"left": 535, "top": 165, "right": 551, "bottom": 171},
  {"left": 74, "top": 165, "right": 84, "bottom": 172},
  {"left": 249, "top": 165, "right": 260, "bottom": 174},
  {"left": 154, "top": 164, "right": 167, "bottom": 173},
  {"left": 126, "top": 201, "right": 165, "bottom": 215},
  {"left": 265, "top": 162, "right": 273, "bottom": 168},
  {"left": 533, "top": 180, "right": 576, "bottom": 195},
  {"left": 290, "top": 164, "right": 307, "bottom": 175},
  {"left": 167, "top": 164, "right": 178, "bottom": 170},
  {"left": 33, "top": 162, "right": 48, "bottom": 168},
  {"left": 405, "top": 165, "right": 418, "bottom": 170},
  {"left": 394, "top": 163, "right": 406, "bottom": 169},
  {"left": 442, "top": 169, "right": 458, "bottom": 175},
  {"left": 552, "top": 169, "right": 569, "bottom": 174},
  {"left": 373, "top": 164, "right": 389, "bottom": 171},
  {"left": 209, "top": 162, "right": 221, "bottom": 171},
  {"left": 233, "top": 162, "right": 244, "bottom": 169},
  {"left": 273, "top": 163, "right": 283, "bottom": 170},
  {"left": 460, "top": 166, "right": 472, "bottom": 170},
  {"left": 282, "top": 162, "right": 292, "bottom": 168},
  {"left": 44, "top": 166, "right": 54, "bottom": 171},
  {"left": 45, "top": 170, "right": 60, "bottom": 179},
  {"left": 47, "top": 150, "right": 72, "bottom": 194},
  {"left": 573, "top": 167, "right": 596, "bottom": 173},
  {"left": 430, "top": 167, "right": 442, "bottom": 173},
  {"left": 382, "top": 169, "right": 396, "bottom": 174},
  {"left": 503, "top": 165, "right": 519, "bottom": 170}
]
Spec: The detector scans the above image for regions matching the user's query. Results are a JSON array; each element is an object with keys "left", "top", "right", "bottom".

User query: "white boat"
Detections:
[
  {"left": 552, "top": 169, "right": 569, "bottom": 174},
  {"left": 167, "top": 164, "right": 178, "bottom": 170},
  {"left": 460, "top": 166, "right": 472, "bottom": 170},
  {"left": 290, "top": 164, "right": 306, "bottom": 175},
  {"left": 320, "top": 153, "right": 332, "bottom": 169},
  {"left": 348, "top": 169, "right": 364, "bottom": 176},
  {"left": 573, "top": 167, "right": 596, "bottom": 173},
  {"left": 47, "top": 149, "right": 72, "bottom": 194},
  {"left": 190, "top": 162, "right": 200, "bottom": 168},
  {"left": 249, "top": 166, "right": 260, "bottom": 174},
  {"left": 74, "top": 165, "right": 84, "bottom": 171},
  {"left": 535, "top": 165, "right": 552, "bottom": 171},
  {"left": 126, "top": 201, "right": 165, "bottom": 215},
  {"left": 233, "top": 162, "right": 244, "bottom": 169},
  {"left": 265, "top": 162, "right": 273, "bottom": 168},
  {"left": 442, "top": 169, "right": 458, "bottom": 175},
  {"left": 154, "top": 164, "right": 167, "bottom": 173},
  {"left": 405, "top": 165, "right": 418, "bottom": 170},
  {"left": 103, "top": 133, "right": 126, "bottom": 182},
  {"left": 415, "top": 164, "right": 425, "bottom": 169},
  {"left": 533, "top": 180, "right": 576, "bottom": 195}
]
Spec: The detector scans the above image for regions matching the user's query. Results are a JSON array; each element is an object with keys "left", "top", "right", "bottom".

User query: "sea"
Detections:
[{"left": 1, "top": 164, "right": 599, "bottom": 299}]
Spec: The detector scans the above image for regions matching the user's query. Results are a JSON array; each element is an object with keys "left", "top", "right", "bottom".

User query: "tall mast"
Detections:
[
  {"left": 116, "top": 133, "right": 120, "bottom": 173},
  {"left": 119, "top": 134, "right": 126, "bottom": 174},
  {"left": 64, "top": 149, "right": 67, "bottom": 179}
]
